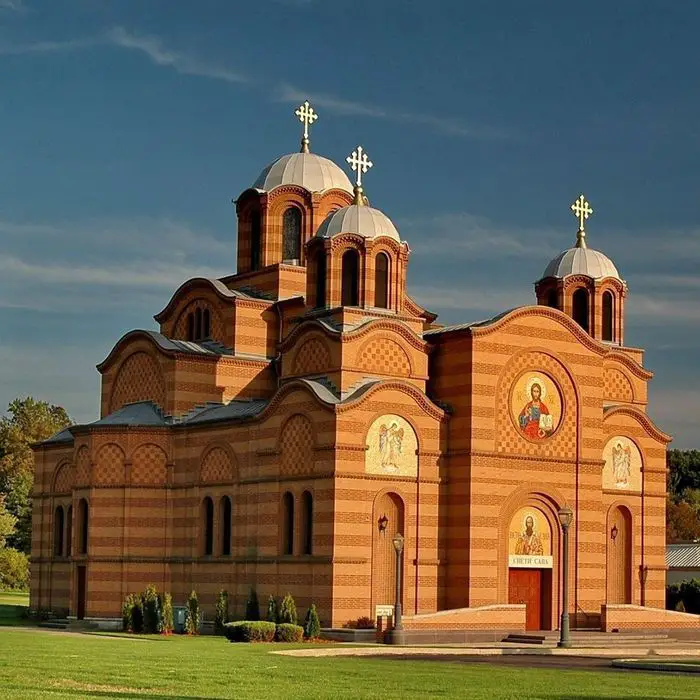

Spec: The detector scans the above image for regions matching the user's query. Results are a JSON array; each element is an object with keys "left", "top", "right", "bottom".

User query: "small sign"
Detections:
[
  {"left": 509, "top": 555, "right": 553, "bottom": 569},
  {"left": 375, "top": 605, "right": 394, "bottom": 618}
]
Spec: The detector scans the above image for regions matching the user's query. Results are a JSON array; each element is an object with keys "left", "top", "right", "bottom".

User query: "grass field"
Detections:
[
  {"left": 0, "top": 627, "right": 697, "bottom": 700},
  {"left": 0, "top": 590, "right": 29, "bottom": 626}
]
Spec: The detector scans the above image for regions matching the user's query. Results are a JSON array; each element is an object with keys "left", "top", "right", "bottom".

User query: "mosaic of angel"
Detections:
[
  {"left": 379, "top": 421, "right": 404, "bottom": 471},
  {"left": 612, "top": 441, "right": 631, "bottom": 488},
  {"left": 518, "top": 379, "right": 554, "bottom": 440}
]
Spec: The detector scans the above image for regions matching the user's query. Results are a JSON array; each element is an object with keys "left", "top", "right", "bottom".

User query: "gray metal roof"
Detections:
[
  {"left": 90, "top": 401, "right": 168, "bottom": 427},
  {"left": 252, "top": 152, "right": 353, "bottom": 194},
  {"left": 667, "top": 543, "right": 700, "bottom": 569},
  {"left": 542, "top": 246, "right": 621, "bottom": 281},
  {"left": 315, "top": 204, "right": 401, "bottom": 242},
  {"left": 144, "top": 331, "right": 233, "bottom": 356},
  {"left": 182, "top": 399, "right": 268, "bottom": 425},
  {"left": 42, "top": 427, "right": 75, "bottom": 445},
  {"left": 423, "top": 309, "right": 516, "bottom": 337}
]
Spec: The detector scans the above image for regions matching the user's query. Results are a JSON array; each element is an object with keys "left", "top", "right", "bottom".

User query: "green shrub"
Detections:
[
  {"left": 160, "top": 593, "right": 173, "bottom": 635},
  {"left": 142, "top": 584, "right": 161, "bottom": 634},
  {"left": 303, "top": 603, "right": 321, "bottom": 639},
  {"left": 121, "top": 593, "right": 138, "bottom": 632},
  {"left": 266, "top": 595, "right": 278, "bottom": 623},
  {"left": 184, "top": 590, "right": 200, "bottom": 635},
  {"left": 215, "top": 590, "right": 229, "bottom": 635},
  {"left": 224, "top": 620, "right": 276, "bottom": 643},
  {"left": 680, "top": 578, "right": 700, "bottom": 614},
  {"left": 279, "top": 593, "right": 297, "bottom": 625},
  {"left": 245, "top": 588, "right": 260, "bottom": 621},
  {"left": 0, "top": 548, "right": 29, "bottom": 590},
  {"left": 676, "top": 599, "right": 687, "bottom": 613},
  {"left": 666, "top": 583, "right": 681, "bottom": 611},
  {"left": 342, "top": 615, "right": 375, "bottom": 629},
  {"left": 275, "top": 623, "right": 304, "bottom": 642}
]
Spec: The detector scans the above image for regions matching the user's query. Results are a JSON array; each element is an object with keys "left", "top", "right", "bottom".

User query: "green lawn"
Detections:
[
  {"left": 0, "top": 590, "right": 29, "bottom": 626},
  {"left": 0, "top": 628, "right": 696, "bottom": 699}
]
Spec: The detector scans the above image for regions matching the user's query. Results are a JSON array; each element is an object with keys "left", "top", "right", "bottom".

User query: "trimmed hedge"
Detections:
[
  {"left": 224, "top": 620, "right": 276, "bottom": 643},
  {"left": 275, "top": 623, "right": 304, "bottom": 643}
]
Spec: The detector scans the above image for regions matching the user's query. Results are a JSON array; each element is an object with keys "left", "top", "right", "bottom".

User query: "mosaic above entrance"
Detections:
[
  {"left": 603, "top": 436, "right": 642, "bottom": 492},
  {"left": 510, "top": 371, "right": 563, "bottom": 442},
  {"left": 508, "top": 506, "right": 553, "bottom": 569},
  {"left": 366, "top": 414, "right": 418, "bottom": 477}
]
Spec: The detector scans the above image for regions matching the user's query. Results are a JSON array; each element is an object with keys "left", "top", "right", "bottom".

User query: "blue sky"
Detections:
[{"left": 1, "top": 0, "right": 698, "bottom": 446}]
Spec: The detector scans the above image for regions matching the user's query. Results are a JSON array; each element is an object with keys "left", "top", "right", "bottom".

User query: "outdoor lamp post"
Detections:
[
  {"left": 557, "top": 505, "right": 574, "bottom": 648},
  {"left": 389, "top": 532, "right": 405, "bottom": 645}
]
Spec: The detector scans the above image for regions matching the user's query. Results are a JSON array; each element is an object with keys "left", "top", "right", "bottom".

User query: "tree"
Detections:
[
  {"left": 667, "top": 449, "right": 700, "bottom": 500},
  {"left": 0, "top": 397, "right": 71, "bottom": 553},
  {"left": 0, "top": 495, "right": 16, "bottom": 548},
  {"left": 245, "top": 588, "right": 260, "bottom": 621},
  {"left": 667, "top": 498, "right": 700, "bottom": 542},
  {"left": 304, "top": 603, "right": 321, "bottom": 639},
  {"left": 266, "top": 594, "right": 278, "bottom": 624},
  {"left": 279, "top": 593, "right": 297, "bottom": 626}
]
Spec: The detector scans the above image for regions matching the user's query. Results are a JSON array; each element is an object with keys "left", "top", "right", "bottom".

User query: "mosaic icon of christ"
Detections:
[{"left": 518, "top": 379, "right": 554, "bottom": 440}]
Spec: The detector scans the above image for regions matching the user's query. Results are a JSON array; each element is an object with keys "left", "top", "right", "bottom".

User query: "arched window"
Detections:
[
  {"left": 203, "top": 309, "right": 211, "bottom": 340},
  {"left": 374, "top": 252, "right": 389, "bottom": 309},
  {"left": 187, "top": 313, "right": 195, "bottom": 341},
  {"left": 54, "top": 506, "right": 64, "bottom": 557},
  {"left": 547, "top": 289, "right": 558, "bottom": 309},
  {"left": 301, "top": 491, "right": 313, "bottom": 555},
  {"left": 572, "top": 288, "right": 589, "bottom": 332},
  {"left": 202, "top": 497, "right": 214, "bottom": 556},
  {"left": 195, "top": 308, "right": 203, "bottom": 341},
  {"left": 282, "top": 207, "right": 302, "bottom": 261},
  {"left": 77, "top": 499, "right": 89, "bottom": 555},
  {"left": 66, "top": 505, "right": 73, "bottom": 557},
  {"left": 315, "top": 251, "right": 326, "bottom": 308},
  {"left": 341, "top": 249, "right": 360, "bottom": 306},
  {"left": 220, "top": 496, "right": 232, "bottom": 556},
  {"left": 602, "top": 291, "right": 614, "bottom": 342},
  {"left": 251, "top": 211, "right": 261, "bottom": 271},
  {"left": 282, "top": 491, "right": 294, "bottom": 555}
]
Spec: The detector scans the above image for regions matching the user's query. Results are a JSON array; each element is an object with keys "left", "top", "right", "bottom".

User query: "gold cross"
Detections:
[
  {"left": 571, "top": 194, "right": 593, "bottom": 232},
  {"left": 346, "top": 146, "right": 373, "bottom": 188},
  {"left": 295, "top": 100, "right": 318, "bottom": 153}
]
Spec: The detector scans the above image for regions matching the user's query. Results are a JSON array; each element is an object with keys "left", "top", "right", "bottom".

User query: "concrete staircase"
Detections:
[{"left": 503, "top": 631, "right": 698, "bottom": 648}]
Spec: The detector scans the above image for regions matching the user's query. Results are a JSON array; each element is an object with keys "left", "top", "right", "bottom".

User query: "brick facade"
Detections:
[{"left": 31, "top": 139, "right": 675, "bottom": 633}]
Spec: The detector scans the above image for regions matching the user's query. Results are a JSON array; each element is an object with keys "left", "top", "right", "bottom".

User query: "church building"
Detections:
[{"left": 31, "top": 103, "right": 692, "bottom": 636}]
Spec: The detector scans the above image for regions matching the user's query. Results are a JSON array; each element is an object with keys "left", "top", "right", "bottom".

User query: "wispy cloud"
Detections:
[
  {"left": 0, "top": 0, "right": 27, "bottom": 12},
  {"left": 274, "top": 83, "right": 511, "bottom": 139},
  {"left": 106, "top": 27, "right": 249, "bottom": 84},
  {"left": 403, "top": 212, "right": 560, "bottom": 259}
]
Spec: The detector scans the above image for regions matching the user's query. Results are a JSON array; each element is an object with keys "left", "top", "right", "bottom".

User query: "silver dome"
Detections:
[
  {"left": 315, "top": 204, "right": 401, "bottom": 242},
  {"left": 252, "top": 152, "right": 353, "bottom": 194},
  {"left": 542, "top": 245, "right": 621, "bottom": 280}
]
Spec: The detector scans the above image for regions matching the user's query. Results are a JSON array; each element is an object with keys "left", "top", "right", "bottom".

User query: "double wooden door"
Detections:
[{"left": 508, "top": 568, "right": 545, "bottom": 631}]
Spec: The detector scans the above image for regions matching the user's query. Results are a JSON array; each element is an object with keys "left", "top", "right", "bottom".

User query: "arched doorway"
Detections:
[
  {"left": 507, "top": 506, "right": 553, "bottom": 630},
  {"left": 607, "top": 506, "right": 632, "bottom": 604},
  {"left": 371, "top": 492, "right": 404, "bottom": 618}
]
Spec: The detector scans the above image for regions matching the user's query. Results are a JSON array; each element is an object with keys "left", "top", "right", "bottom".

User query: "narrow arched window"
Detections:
[
  {"left": 220, "top": 496, "right": 232, "bottom": 556},
  {"left": 572, "top": 288, "right": 589, "bottom": 332},
  {"left": 282, "top": 492, "right": 294, "bottom": 555},
  {"left": 187, "top": 313, "right": 195, "bottom": 341},
  {"left": 341, "top": 249, "right": 360, "bottom": 306},
  {"left": 77, "top": 499, "right": 89, "bottom": 555},
  {"left": 283, "top": 208, "right": 302, "bottom": 261},
  {"left": 547, "top": 289, "right": 558, "bottom": 309},
  {"left": 195, "top": 308, "right": 203, "bottom": 341},
  {"left": 203, "top": 309, "right": 211, "bottom": 340},
  {"left": 301, "top": 491, "right": 313, "bottom": 555},
  {"left": 315, "top": 251, "right": 326, "bottom": 308},
  {"left": 374, "top": 252, "right": 389, "bottom": 309},
  {"left": 602, "top": 291, "right": 614, "bottom": 342},
  {"left": 66, "top": 505, "right": 73, "bottom": 557},
  {"left": 202, "top": 497, "right": 214, "bottom": 556},
  {"left": 251, "top": 210, "right": 261, "bottom": 271},
  {"left": 54, "top": 506, "right": 64, "bottom": 557}
]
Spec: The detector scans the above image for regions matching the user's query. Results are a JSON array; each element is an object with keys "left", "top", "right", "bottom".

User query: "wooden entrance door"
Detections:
[
  {"left": 607, "top": 506, "right": 632, "bottom": 604},
  {"left": 76, "top": 566, "right": 86, "bottom": 620},
  {"left": 509, "top": 568, "right": 542, "bottom": 631}
]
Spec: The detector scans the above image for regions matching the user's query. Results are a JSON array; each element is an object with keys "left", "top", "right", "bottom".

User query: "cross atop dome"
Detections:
[
  {"left": 346, "top": 146, "right": 373, "bottom": 205},
  {"left": 296, "top": 100, "right": 318, "bottom": 153},
  {"left": 571, "top": 194, "right": 593, "bottom": 249}
]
